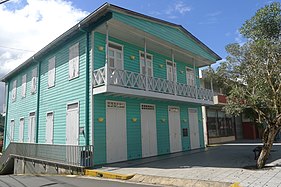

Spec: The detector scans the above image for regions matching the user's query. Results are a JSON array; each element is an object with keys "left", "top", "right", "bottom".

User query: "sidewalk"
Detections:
[{"left": 94, "top": 141, "right": 281, "bottom": 187}]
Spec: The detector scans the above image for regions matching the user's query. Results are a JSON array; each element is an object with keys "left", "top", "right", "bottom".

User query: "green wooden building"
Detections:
[{"left": 1, "top": 3, "right": 221, "bottom": 165}]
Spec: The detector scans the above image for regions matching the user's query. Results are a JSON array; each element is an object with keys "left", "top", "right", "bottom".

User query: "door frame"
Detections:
[
  {"left": 45, "top": 111, "right": 54, "bottom": 144},
  {"left": 10, "top": 119, "right": 15, "bottom": 142},
  {"left": 66, "top": 101, "right": 80, "bottom": 145},
  {"left": 188, "top": 108, "right": 200, "bottom": 149},
  {"left": 168, "top": 106, "right": 182, "bottom": 153},
  {"left": 28, "top": 111, "right": 36, "bottom": 143},
  {"left": 140, "top": 103, "right": 157, "bottom": 157},
  {"left": 106, "top": 100, "right": 127, "bottom": 163},
  {"left": 166, "top": 60, "right": 177, "bottom": 82},
  {"left": 19, "top": 117, "right": 25, "bottom": 143}
]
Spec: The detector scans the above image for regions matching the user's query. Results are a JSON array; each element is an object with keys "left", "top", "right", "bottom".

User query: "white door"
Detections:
[
  {"left": 188, "top": 108, "right": 200, "bottom": 149},
  {"left": 19, "top": 118, "right": 24, "bottom": 143},
  {"left": 166, "top": 61, "right": 177, "bottom": 82},
  {"left": 168, "top": 106, "right": 182, "bottom": 153},
  {"left": 10, "top": 120, "right": 15, "bottom": 142},
  {"left": 66, "top": 103, "right": 79, "bottom": 145},
  {"left": 28, "top": 112, "right": 36, "bottom": 143},
  {"left": 46, "top": 112, "right": 54, "bottom": 144},
  {"left": 186, "top": 67, "right": 195, "bottom": 86},
  {"left": 141, "top": 104, "right": 157, "bottom": 157},
  {"left": 106, "top": 101, "right": 127, "bottom": 163}
]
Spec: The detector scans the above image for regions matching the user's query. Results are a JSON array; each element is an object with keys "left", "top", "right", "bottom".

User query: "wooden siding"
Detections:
[
  {"left": 93, "top": 94, "right": 202, "bottom": 165},
  {"left": 5, "top": 63, "right": 38, "bottom": 147},
  {"left": 38, "top": 34, "right": 87, "bottom": 145},
  {"left": 94, "top": 32, "right": 200, "bottom": 86},
  {"left": 112, "top": 11, "right": 217, "bottom": 62},
  {"left": 5, "top": 32, "right": 89, "bottom": 147}
]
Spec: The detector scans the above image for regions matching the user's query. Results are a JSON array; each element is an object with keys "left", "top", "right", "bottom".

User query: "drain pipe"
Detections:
[
  {"left": 79, "top": 24, "right": 90, "bottom": 146},
  {"left": 33, "top": 56, "right": 41, "bottom": 144}
]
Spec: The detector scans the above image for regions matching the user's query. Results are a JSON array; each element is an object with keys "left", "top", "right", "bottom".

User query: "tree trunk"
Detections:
[{"left": 257, "top": 126, "right": 278, "bottom": 169}]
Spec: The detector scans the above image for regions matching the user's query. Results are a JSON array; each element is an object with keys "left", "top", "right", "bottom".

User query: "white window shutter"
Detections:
[
  {"left": 48, "top": 57, "right": 56, "bottom": 87},
  {"left": 12, "top": 80, "right": 17, "bottom": 101},
  {"left": 31, "top": 67, "right": 37, "bottom": 94},
  {"left": 69, "top": 43, "right": 79, "bottom": 80},
  {"left": 22, "top": 74, "right": 26, "bottom": 97}
]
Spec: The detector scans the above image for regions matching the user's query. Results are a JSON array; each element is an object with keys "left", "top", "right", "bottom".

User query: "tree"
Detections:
[{"left": 207, "top": 2, "right": 281, "bottom": 169}]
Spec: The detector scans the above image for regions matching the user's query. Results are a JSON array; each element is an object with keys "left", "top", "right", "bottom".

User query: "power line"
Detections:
[
  {"left": 0, "top": 0, "right": 10, "bottom": 5},
  {"left": 0, "top": 45, "right": 35, "bottom": 52}
]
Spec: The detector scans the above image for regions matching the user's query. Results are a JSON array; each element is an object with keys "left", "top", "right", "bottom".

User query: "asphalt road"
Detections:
[{"left": 0, "top": 175, "right": 158, "bottom": 187}]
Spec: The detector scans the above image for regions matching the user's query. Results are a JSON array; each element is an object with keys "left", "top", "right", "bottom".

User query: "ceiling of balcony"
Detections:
[{"left": 95, "top": 19, "right": 214, "bottom": 68}]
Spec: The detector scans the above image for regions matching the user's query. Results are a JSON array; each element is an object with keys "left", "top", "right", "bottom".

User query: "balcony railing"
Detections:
[{"left": 93, "top": 67, "right": 213, "bottom": 102}]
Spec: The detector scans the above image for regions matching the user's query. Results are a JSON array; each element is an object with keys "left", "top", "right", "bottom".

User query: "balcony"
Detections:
[{"left": 93, "top": 67, "right": 214, "bottom": 105}]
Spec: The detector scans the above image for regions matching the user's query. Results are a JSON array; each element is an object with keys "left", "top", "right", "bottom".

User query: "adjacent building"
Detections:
[{"left": 1, "top": 3, "right": 221, "bottom": 165}]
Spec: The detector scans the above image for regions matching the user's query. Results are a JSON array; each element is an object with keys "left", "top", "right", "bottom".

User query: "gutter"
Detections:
[{"left": 78, "top": 25, "right": 90, "bottom": 146}]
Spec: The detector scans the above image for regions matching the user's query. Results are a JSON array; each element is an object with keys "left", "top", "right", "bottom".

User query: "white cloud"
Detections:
[
  {"left": 0, "top": 0, "right": 88, "bottom": 76},
  {"left": 161, "top": 1, "right": 191, "bottom": 19},
  {"left": 174, "top": 1, "right": 191, "bottom": 15}
]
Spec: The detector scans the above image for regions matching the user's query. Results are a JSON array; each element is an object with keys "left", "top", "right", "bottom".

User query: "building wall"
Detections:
[
  {"left": 93, "top": 94, "right": 203, "bottom": 165},
  {"left": 5, "top": 63, "right": 39, "bottom": 147},
  {"left": 5, "top": 32, "right": 90, "bottom": 147},
  {"left": 93, "top": 32, "right": 200, "bottom": 86}
]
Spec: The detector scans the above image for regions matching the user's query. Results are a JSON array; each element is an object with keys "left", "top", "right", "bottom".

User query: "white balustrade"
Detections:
[{"left": 93, "top": 66, "right": 213, "bottom": 102}]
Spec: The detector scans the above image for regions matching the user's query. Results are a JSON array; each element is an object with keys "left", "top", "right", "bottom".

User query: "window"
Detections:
[
  {"left": 10, "top": 120, "right": 15, "bottom": 141},
  {"left": 48, "top": 56, "right": 56, "bottom": 87},
  {"left": 69, "top": 43, "right": 79, "bottom": 80},
  {"left": 140, "top": 52, "right": 153, "bottom": 77},
  {"left": 22, "top": 74, "right": 26, "bottom": 97},
  {"left": 12, "top": 80, "right": 17, "bottom": 101},
  {"left": 108, "top": 42, "right": 123, "bottom": 70},
  {"left": 31, "top": 67, "right": 37, "bottom": 94},
  {"left": 166, "top": 60, "right": 177, "bottom": 82},
  {"left": 186, "top": 67, "right": 195, "bottom": 86}
]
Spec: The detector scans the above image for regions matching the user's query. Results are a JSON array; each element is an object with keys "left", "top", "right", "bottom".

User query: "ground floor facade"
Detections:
[{"left": 93, "top": 94, "right": 205, "bottom": 165}]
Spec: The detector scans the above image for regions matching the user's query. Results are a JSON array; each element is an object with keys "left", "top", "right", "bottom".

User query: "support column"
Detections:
[
  {"left": 171, "top": 50, "right": 176, "bottom": 95},
  {"left": 193, "top": 59, "right": 198, "bottom": 99},
  {"left": 105, "top": 23, "right": 109, "bottom": 86},
  {"left": 144, "top": 38, "right": 148, "bottom": 91}
]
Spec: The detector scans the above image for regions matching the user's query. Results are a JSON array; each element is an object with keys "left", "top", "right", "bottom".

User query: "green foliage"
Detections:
[{"left": 208, "top": 2, "right": 281, "bottom": 126}]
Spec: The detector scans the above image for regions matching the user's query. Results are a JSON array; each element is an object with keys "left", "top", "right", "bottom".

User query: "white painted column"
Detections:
[
  {"left": 105, "top": 23, "right": 109, "bottom": 86},
  {"left": 144, "top": 38, "right": 148, "bottom": 91},
  {"left": 172, "top": 50, "right": 176, "bottom": 95},
  {"left": 202, "top": 106, "right": 209, "bottom": 146},
  {"left": 193, "top": 59, "right": 198, "bottom": 99}
]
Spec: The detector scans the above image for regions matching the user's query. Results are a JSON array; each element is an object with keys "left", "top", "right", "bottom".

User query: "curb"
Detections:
[
  {"left": 130, "top": 174, "right": 234, "bottom": 187},
  {"left": 84, "top": 169, "right": 135, "bottom": 180}
]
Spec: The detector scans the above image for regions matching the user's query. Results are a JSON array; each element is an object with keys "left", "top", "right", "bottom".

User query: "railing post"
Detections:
[
  {"left": 144, "top": 38, "right": 148, "bottom": 91},
  {"left": 193, "top": 59, "right": 198, "bottom": 99},
  {"left": 105, "top": 22, "right": 109, "bottom": 86},
  {"left": 172, "top": 50, "right": 176, "bottom": 96}
]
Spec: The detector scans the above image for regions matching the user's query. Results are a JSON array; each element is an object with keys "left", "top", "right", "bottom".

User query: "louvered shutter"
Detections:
[
  {"left": 69, "top": 43, "right": 79, "bottom": 79},
  {"left": 22, "top": 74, "right": 26, "bottom": 97},
  {"left": 48, "top": 57, "right": 56, "bottom": 87},
  {"left": 12, "top": 80, "right": 17, "bottom": 101},
  {"left": 31, "top": 67, "right": 37, "bottom": 94}
]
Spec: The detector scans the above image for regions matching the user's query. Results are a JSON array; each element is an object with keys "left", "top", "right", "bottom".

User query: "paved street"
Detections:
[
  {"left": 0, "top": 175, "right": 159, "bottom": 187},
  {"left": 97, "top": 140, "right": 281, "bottom": 187}
]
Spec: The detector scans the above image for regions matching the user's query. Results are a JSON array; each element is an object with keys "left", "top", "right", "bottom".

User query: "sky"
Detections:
[{"left": 0, "top": 0, "right": 277, "bottom": 111}]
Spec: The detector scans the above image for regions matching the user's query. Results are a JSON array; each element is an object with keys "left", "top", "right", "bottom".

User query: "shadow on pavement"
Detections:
[{"left": 101, "top": 140, "right": 281, "bottom": 170}]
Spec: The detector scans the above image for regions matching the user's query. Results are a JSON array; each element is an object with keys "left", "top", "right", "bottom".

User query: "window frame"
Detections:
[
  {"left": 12, "top": 80, "right": 17, "bottom": 102},
  {"left": 48, "top": 56, "right": 56, "bottom": 88},
  {"left": 186, "top": 66, "right": 195, "bottom": 86},
  {"left": 21, "top": 74, "right": 27, "bottom": 98},
  {"left": 108, "top": 41, "right": 124, "bottom": 70},
  {"left": 139, "top": 51, "right": 153, "bottom": 77},
  {"left": 31, "top": 67, "right": 37, "bottom": 94},
  {"left": 68, "top": 43, "right": 80, "bottom": 80}
]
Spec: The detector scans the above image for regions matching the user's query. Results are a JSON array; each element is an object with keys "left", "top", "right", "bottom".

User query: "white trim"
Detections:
[
  {"left": 94, "top": 85, "right": 213, "bottom": 105},
  {"left": 48, "top": 56, "right": 56, "bottom": 88},
  {"left": 68, "top": 42, "right": 80, "bottom": 80},
  {"left": 66, "top": 101, "right": 80, "bottom": 145},
  {"left": 166, "top": 60, "right": 177, "bottom": 82},
  {"left": 45, "top": 111, "right": 54, "bottom": 144},
  {"left": 108, "top": 41, "right": 124, "bottom": 70},
  {"left": 139, "top": 51, "right": 153, "bottom": 77},
  {"left": 91, "top": 30, "right": 95, "bottom": 146},
  {"left": 186, "top": 66, "right": 195, "bottom": 86}
]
